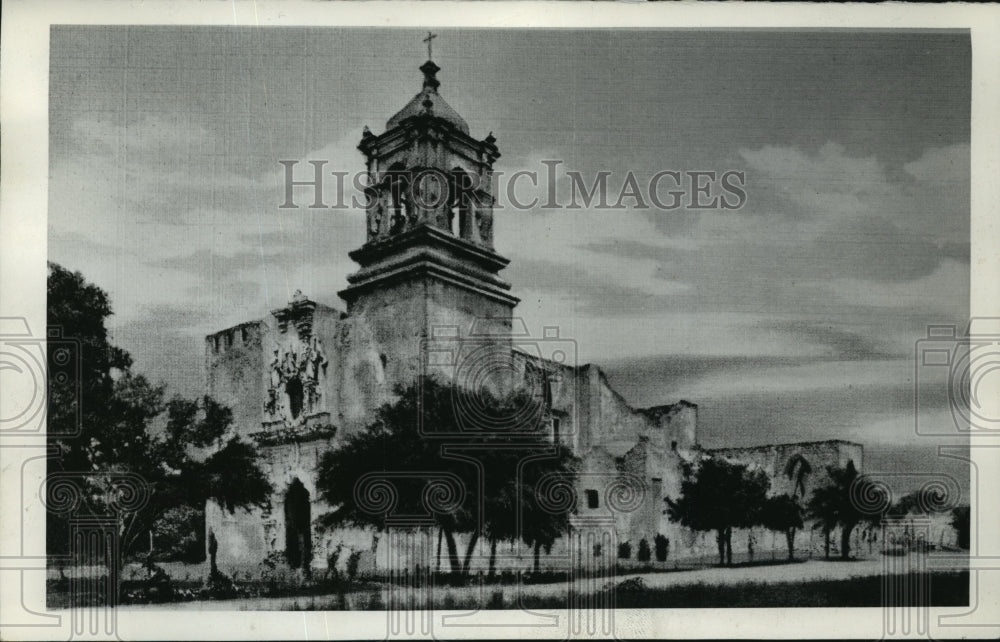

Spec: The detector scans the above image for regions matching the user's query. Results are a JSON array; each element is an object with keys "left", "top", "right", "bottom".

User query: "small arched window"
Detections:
[
  {"left": 386, "top": 163, "right": 409, "bottom": 232},
  {"left": 449, "top": 168, "right": 474, "bottom": 237}
]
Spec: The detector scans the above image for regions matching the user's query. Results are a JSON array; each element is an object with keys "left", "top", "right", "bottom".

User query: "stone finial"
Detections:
[
  {"left": 291, "top": 289, "right": 307, "bottom": 305},
  {"left": 420, "top": 60, "right": 441, "bottom": 92}
]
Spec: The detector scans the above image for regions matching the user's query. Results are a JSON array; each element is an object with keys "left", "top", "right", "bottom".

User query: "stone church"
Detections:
[{"left": 204, "top": 58, "right": 862, "bottom": 575}]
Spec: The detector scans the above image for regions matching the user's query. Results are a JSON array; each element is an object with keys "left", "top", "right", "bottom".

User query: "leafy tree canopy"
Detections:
[
  {"left": 47, "top": 262, "right": 272, "bottom": 559},
  {"left": 316, "top": 375, "right": 579, "bottom": 575},
  {"left": 666, "top": 457, "right": 769, "bottom": 565},
  {"left": 760, "top": 493, "right": 804, "bottom": 533},
  {"left": 666, "top": 457, "right": 769, "bottom": 532},
  {"left": 806, "top": 460, "right": 885, "bottom": 559}
]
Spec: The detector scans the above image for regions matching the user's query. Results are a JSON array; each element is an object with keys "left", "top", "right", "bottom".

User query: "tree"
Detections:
[
  {"left": 666, "top": 457, "right": 769, "bottom": 566},
  {"left": 760, "top": 494, "right": 804, "bottom": 561},
  {"left": 806, "top": 460, "right": 885, "bottom": 560},
  {"left": 654, "top": 534, "right": 669, "bottom": 562},
  {"left": 46, "top": 263, "right": 273, "bottom": 562},
  {"left": 151, "top": 505, "right": 205, "bottom": 563},
  {"left": 315, "top": 375, "right": 579, "bottom": 577},
  {"left": 637, "top": 538, "right": 651, "bottom": 563},
  {"left": 886, "top": 491, "right": 923, "bottom": 518},
  {"left": 807, "top": 482, "right": 838, "bottom": 559},
  {"left": 783, "top": 454, "right": 812, "bottom": 499},
  {"left": 950, "top": 506, "right": 970, "bottom": 550},
  {"left": 517, "top": 444, "right": 578, "bottom": 575}
]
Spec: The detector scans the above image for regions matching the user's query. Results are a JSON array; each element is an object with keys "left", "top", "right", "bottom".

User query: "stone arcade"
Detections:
[{"left": 204, "top": 58, "right": 862, "bottom": 576}]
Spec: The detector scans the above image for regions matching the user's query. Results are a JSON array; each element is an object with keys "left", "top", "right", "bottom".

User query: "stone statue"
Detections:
[
  {"left": 368, "top": 201, "right": 382, "bottom": 239},
  {"left": 304, "top": 336, "right": 327, "bottom": 384},
  {"left": 446, "top": 206, "right": 455, "bottom": 234},
  {"left": 477, "top": 206, "right": 494, "bottom": 246},
  {"left": 269, "top": 349, "right": 282, "bottom": 388}
]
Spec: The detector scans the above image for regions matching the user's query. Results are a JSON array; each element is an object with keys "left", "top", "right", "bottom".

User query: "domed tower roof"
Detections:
[{"left": 386, "top": 60, "right": 469, "bottom": 135}]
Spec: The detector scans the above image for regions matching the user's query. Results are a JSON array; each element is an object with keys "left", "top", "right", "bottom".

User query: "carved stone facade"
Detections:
[{"left": 203, "top": 59, "right": 864, "bottom": 576}]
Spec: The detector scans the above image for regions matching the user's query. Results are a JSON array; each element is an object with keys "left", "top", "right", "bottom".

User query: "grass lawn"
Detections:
[
  {"left": 57, "top": 556, "right": 969, "bottom": 611},
  {"left": 512, "top": 571, "right": 970, "bottom": 609}
]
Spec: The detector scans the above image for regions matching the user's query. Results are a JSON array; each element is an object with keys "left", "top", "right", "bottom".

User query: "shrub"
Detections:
[
  {"left": 637, "top": 538, "right": 651, "bottom": 562},
  {"left": 617, "top": 541, "right": 632, "bottom": 560},
  {"left": 346, "top": 550, "right": 362, "bottom": 581},
  {"left": 150, "top": 505, "right": 206, "bottom": 563},
  {"left": 654, "top": 534, "right": 669, "bottom": 562},
  {"left": 326, "top": 544, "right": 344, "bottom": 579},
  {"left": 122, "top": 562, "right": 175, "bottom": 604},
  {"left": 616, "top": 576, "right": 647, "bottom": 594}
]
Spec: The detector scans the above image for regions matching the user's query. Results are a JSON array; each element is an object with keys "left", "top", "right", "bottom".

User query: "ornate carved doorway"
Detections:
[{"left": 284, "top": 478, "right": 312, "bottom": 571}]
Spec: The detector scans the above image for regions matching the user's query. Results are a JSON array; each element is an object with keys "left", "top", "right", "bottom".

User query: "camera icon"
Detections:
[
  {"left": 914, "top": 318, "right": 1000, "bottom": 436},
  {"left": 418, "top": 317, "right": 577, "bottom": 437},
  {"left": 0, "top": 317, "right": 81, "bottom": 437}
]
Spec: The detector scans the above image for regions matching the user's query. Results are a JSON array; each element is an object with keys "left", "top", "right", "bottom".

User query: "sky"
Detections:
[{"left": 48, "top": 27, "right": 971, "bottom": 493}]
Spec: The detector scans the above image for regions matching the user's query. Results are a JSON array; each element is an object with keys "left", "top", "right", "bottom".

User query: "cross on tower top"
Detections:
[{"left": 423, "top": 31, "right": 437, "bottom": 60}]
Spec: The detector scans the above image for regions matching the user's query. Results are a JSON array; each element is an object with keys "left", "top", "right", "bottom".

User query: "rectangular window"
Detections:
[
  {"left": 585, "top": 489, "right": 599, "bottom": 509},
  {"left": 552, "top": 417, "right": 560, "bottom": 444}
]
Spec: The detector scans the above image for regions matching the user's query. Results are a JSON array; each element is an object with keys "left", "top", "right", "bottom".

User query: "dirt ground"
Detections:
[{"left": 107, "top": 551, "right": 968, "bottom": 611}]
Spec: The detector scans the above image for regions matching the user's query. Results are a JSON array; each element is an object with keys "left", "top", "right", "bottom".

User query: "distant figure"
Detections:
[{"left": 208, "top": 530, "right": 219, "bottom": 578}]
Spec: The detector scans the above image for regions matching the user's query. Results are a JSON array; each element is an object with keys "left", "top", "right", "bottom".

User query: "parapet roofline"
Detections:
[
  {"left": 206, "top": 319, "right": 261, "bottom": 341},
  {"left": 706, "top": 439, "right": 864, "bottom": 452},
  {"left": 205, "top": 302, "right": 346, "bottom": 340},
  {"left": 510, "top": 350, "right": 697, "bottom": 417},
  {"left": 638, "top": 400, "right": 699, "bottom": 417}
]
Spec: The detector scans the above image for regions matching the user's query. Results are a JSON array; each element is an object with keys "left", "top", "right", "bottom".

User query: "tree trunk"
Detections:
[
  {"left": 785, "top": 528, "right": 795, "bottom": 561},
  {"left": 716, "top": 530, "right": 726, "bottom": 565},
  {"left": 443, "top": 529, "right": 461, "bottom": 574},
  {"left": 533, "top": 542, "right": 541, "bottom": 574},
  {"left": 462, "top": 530, "right": 480, "bottom": 575},
  {"left": 436, "top": 528, "right": 443, "bottom": 573},
  {"left": 840, "top": 523, "right": 855, "bottom": 560},
  {"left": 823, "top": 529, "right": 831, "bottom": 559},
  {"left": 725, "top": 528, "right": 733, "bottom": 566},
  {"left": 488, "top": 540, "right": 498, "bottom": 577}
]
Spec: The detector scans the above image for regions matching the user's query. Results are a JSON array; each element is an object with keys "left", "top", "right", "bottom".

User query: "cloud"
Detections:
[
  {"left": 903, "top": 143, "right": 969, "bottom": 184},
  {"left": 761, "top": 320, "right": 903, "bottom": 361},
  {"left": 110, "top": 304, "right": 212, "bottom": 398},
  {"left": 67, "top": 114, "right": 218, "bottom": 156},
  {"left": 740, "top": 142, "right": 892, "bottom": 219}
]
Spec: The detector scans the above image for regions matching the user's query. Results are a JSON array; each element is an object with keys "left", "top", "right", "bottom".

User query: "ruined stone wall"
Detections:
[
  {"left": 707, "top": 440, "right": 863, "bottom": 499},
  {"left": 205, "top": 321, "right": 265, "bottom": 441},
  {"left": 618, "top": 438, "right": 689, "bottom": 559},
  {"left": 640, "top": 402, "right": 698, "bottom": 454},
  {"left": 574, "top": 365, "right": 698, "bottom": 457}
]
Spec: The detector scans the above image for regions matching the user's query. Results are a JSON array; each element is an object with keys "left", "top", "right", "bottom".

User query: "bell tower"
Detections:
[{"left": 339, "top": 55, "right": 519, "bottom": 385}]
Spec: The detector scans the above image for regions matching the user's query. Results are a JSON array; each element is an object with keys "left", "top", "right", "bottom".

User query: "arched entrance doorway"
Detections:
[{"left": 284, "top": 478, "right": 312, "bottom": 571}]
